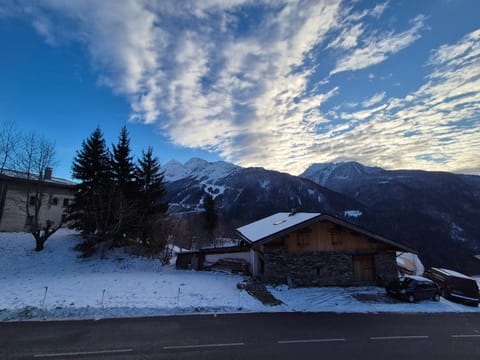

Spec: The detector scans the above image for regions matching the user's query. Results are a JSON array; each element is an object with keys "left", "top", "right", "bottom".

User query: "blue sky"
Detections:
[{"left": 0, "top": 0, "right": 479, "bottom": 180}]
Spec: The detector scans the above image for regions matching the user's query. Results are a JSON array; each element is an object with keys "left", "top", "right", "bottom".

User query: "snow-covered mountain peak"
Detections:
[
  {"left": 184, "top": 157, "right": 209, "bottom": 169},
  {"left": 163, "top": 157, "right": 240, "bottom": 183},
  {"left": 301, "top": 161, "right": 383, "bottom": 185},
  {"left": 301, "top": 163, "right": 335, "bottom": 179},
  {"left": 163, "top": 159, "right": 189, "bottom": 182}
]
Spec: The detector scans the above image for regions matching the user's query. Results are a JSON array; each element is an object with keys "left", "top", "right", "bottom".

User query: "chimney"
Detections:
[{"left": 44, "top": 167, "right": 53, "bottom": 180}]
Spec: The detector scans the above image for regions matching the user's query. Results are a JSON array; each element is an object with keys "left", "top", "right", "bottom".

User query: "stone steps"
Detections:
[{"left": 241, "top": 280, "right": 283, "bottom": 306}]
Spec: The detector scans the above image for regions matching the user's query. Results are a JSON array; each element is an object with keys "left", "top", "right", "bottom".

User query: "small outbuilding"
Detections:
[
  {"left": 236, "top": 212, "right": 416, "bottom": 287},
  {"left": 176, "top": 245, "right": 251, "bottom": 274}
]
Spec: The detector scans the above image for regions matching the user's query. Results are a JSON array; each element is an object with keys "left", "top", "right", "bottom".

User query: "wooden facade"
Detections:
[
  {"left": 239, "top": 213, "right": 414, "bottom": 288},
  {"left": 274, "top": 221, "right": 392, "bottom": 253}
]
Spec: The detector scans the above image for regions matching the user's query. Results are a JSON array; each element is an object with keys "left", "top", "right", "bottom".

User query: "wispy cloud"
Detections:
[
  {"left": 330, "top": 14, "right": 426, "bottom": 75},
  {"left": 371, "top": 2, "right": 388, "bottom": 18},
  {"left": 322, "top": 29, "right": 480, "bottom": 173},
  {"left": 362, "top": 92, "right": 386, "bottom": 107},
  {"left": 31, "top": 16, "right": 56, "bottom": 45},
  {"left": 327, "top": 23, "right": 364, "bottom": 50},
  {"left": 3, "top": 1, "right": 478, "bottom": 175}
]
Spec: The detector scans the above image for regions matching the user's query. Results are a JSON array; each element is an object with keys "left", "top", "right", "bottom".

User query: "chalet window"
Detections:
[
  {"left": 297, "top": 236, "right": 309, "bottom": 247},
  {"left": 63, "top": 198, "right": 69, "bottom": 207},
  {"left": 61, "top": 214, "right": 67, "bottom": 223},
  {"left": 296, "top": 227, "right": 312, "bottom": 247},
  {"left": 329, "top": 229, "right": 342, "bottom": 245},
  {"left": 50, "top": 197, "right": 59, "bottom": 206},
  {"left": 29, "top": 196, "right": 36, "bottom": 206}
]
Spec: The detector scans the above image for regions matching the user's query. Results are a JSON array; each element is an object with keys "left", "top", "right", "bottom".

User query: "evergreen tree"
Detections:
[
  {"left": 70, "top": 127, "right": 114, "bottom": 238},
  {"left": 202, "top": 193, "right": 217, "bottom": 246},
  {"left": 110, "top": 126, "right": 137, "bottom": 242},
  {"left": 111, "top": 127, "right": 136, "bottom": 191},
  {"left": 136, "top": 147, "right": 168, "bottom": 244}
]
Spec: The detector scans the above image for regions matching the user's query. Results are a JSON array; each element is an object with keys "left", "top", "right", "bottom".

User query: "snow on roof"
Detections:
[
  {"left": 344, "top": 210, "right": 362, "bottom": 218},
  {"left": 437, "top": 268, "right": 473, "bottom": 279},
  {"left": 404, "top": 275, "right": 433, "bottom": 282},
  {"left": 237, "top": 212, "right": 321, "bottom": 243},
  {"left": 0, "top": 169, "right": 75, "bottom": 186}
]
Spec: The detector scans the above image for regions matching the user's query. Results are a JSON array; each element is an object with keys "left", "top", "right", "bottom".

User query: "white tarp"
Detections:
[{"left": 397, "top": 252, "right": 425, "bottom": 276}]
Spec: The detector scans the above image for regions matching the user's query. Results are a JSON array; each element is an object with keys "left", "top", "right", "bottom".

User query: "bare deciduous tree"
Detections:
[
  {"left": 142, "top": 215, "right": 188, "bottom": 264},
  {"left": 15, "top": 132, "right": 60, "bottom": 251},
  {"left": 0, "top": 120, "right": 18, "bottom": 174}
]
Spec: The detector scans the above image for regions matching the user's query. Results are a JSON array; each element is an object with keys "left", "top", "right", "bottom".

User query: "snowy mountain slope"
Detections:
[
  {"left": 301, "top": 161, "right": 383, "bottom": 187},
  {"left": 163, "top": 159, "right": 369, "bottom": 226},
  {"left": 163, "top": 158, "right": 240, "bottom": 183},
  {"left": 301, "top": 162, "right": 480, "bottom": 274},
  {"left": 163, "top": 158, "right": 240, "bottom": 206}
]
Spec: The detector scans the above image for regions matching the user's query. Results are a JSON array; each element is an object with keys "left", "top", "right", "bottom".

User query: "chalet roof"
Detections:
[
  {"left": 236, "top": 212, "right": 416, "bottom": 253},
  {"left": 0, "top": 169, "right": 76, "bottom": 187},
  {"left": 237, "top": 212, "right": 321, "bottom": 243}
]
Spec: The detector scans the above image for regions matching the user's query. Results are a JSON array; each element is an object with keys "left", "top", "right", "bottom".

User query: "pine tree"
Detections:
[
  {"left": 202, "top": 193, "right": 217, "bottom": 246},
  {"left": 110, "top": 126, "right": 138, "bottom": 243},
  {"left": 70, "top": 127, "right": 113, "bottom": 238},
  {"left": 136, "top": 147, "right": 168, "bottom": 244}
]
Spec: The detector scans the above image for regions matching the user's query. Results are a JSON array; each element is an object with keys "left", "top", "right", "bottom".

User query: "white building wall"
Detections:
[{"left": 0, "top": 185, "right": 73, "bottom": 232}]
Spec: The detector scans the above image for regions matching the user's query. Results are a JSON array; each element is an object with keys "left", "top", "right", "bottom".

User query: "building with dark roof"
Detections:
[{"left": 0, "top": 168, "right": 75, "bottom": 232}]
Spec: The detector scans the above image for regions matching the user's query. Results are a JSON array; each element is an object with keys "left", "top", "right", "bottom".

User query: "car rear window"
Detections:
[
  {"left": 396, "top": 277, "right": 414, "bottom": 287},
  {"left": 454, "top": 277, "right": 479, "bottom": 290}
]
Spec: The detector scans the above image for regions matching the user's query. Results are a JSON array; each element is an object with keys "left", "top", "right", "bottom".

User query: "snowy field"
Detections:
[{"left": 1, "top": 229, "right": 479, "bottom": 321}]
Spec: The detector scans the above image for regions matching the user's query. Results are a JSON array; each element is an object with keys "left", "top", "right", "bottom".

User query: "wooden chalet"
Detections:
[{"left": 236, "top": 211, "right": 416, "bottom": 287}]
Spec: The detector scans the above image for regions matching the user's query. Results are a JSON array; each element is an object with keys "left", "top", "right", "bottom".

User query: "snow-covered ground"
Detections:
[{"left": 1, "top": 230, "right": 479, "bottom": 321}]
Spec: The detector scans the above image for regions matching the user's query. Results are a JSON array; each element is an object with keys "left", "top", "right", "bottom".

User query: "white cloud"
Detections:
[
  {"left": 371, "top": 2, "right": 388, "bottom": 18},
  {"left": 4, "top": 1, "right": 479, "bottom": 175},
  {"left": 429, "top": 29, "right": 480, "bottom": 67},
  {"left": 362, "top": 92, "right": 386, "bottom": 107},
  {"left": 320, "top": 29, "right": 480, "bottom": 174},
  {"left": 327, "top": 23, "right": 364, "bottom": 49},
  {"left": 31, "top": 17, "right": 55, "bottom": 45},
  {"left": 331, "top": 14, "right": 426, "bottom": 75},
  {"left": 0, "top": 1, "right": 19, "bottom": 18}
]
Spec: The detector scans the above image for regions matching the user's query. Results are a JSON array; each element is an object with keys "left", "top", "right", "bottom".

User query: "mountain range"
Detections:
[{"left": 163, "top": 158, "right": 480, "bottom": 274}]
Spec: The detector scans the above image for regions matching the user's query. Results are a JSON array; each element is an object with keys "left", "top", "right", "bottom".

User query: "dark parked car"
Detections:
[
  {"left": 423, "top": 267, "right": 480, "bottom": 307},
  {"left": 386, "top": 275, "right": 440, "bottom": 303}
]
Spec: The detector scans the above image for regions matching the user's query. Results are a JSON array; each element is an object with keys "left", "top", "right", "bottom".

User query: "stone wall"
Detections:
[
  {"left": 263, "top": 245, "right": 397, "bottom": 287},
  {"left": 374, "top": 251, "right": 398, "bottom": 285}
]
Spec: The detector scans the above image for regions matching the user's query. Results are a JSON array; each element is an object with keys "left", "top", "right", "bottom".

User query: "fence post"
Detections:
[
  {"left": 176, "top": 287, "right": 181, "bottom": 307},
  {"left": 100, "top": 289, "right": 106, "bottom": 307},
  {"left": 41, "top": 286, "right": 48, "bottom": 309}
]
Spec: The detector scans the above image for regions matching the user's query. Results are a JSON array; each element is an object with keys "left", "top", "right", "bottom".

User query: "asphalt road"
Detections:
[{"left": 1, "top": 312, "right": 480, "bottom": 359}]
